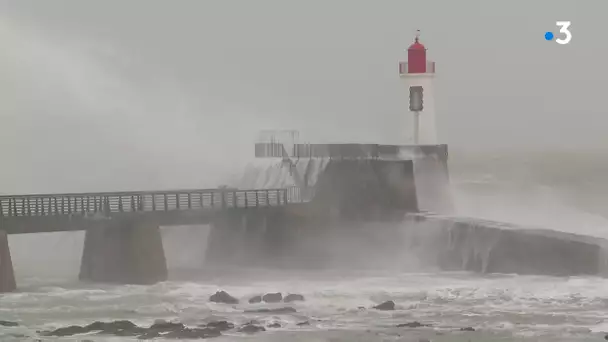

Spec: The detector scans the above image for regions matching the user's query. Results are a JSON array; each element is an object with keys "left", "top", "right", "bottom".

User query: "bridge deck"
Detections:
[{"left": 0, "top": 188, "right": 300, "bottom": 234}]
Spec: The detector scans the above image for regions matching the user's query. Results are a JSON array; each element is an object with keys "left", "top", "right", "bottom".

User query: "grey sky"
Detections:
[{"left": 1, "top": 0, "right": 606, "bottom": 193}]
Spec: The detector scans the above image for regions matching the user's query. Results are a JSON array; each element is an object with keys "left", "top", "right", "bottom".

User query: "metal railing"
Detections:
[
  {"left": 0, "top": 188, "right": 291, "bottom": 218},
  {"left": 398, "top": 61, "right": 435, "bottom": 75}
]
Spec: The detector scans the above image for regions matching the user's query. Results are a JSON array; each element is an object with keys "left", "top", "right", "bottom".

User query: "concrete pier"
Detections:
[
  {"left": 402, "top": 215, "right": 607, "bottom": 277},
  {"left": 79, "top": 221, "right": 167, "bottom": 284},
  {"left": 204, "top": 209, "right": 289, "bottom": 268},
  {"left": 0, "top": 231, "right": 16, "bottom": 293}
]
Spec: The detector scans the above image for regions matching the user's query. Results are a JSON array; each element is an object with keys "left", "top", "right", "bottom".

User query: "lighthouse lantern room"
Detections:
[{"left": 399, "top": 30, "right": 438, "bottom": 145}]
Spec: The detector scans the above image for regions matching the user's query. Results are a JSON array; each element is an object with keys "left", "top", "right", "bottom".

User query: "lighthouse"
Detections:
[{"left": 399, "top": 31, "right": 438, "bottom": 145}]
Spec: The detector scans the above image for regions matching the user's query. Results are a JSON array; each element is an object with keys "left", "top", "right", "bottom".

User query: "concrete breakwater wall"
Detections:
[
  {"left": 216, "top": 144, "right": 607, "bottom": 277},
  {"left": 402, "top": 214, "right": 608, "bottom": 277},
  {"left": 203, "top": 210, "right": 608, "bottom": 277},
  {"left": 245, "top": 144, "right": 452, "bottom": 214}
]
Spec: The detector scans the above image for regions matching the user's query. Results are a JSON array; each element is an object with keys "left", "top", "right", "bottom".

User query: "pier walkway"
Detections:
[{"left": 0, "top": 188, "right": 299, "bottom": 234}]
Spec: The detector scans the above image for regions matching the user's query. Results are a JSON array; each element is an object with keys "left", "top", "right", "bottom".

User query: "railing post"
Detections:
[
  {"left": 118, "top": 196, "right": 123, "bottom": 212},
  {"left": 199, "top": 192, "right": 204, "bottom": 208},
  {"left": 232, "top": 191, "right": 236, "bottom": 208},
  {"left": 211, "top": 192, "right": 215, "bottom": 208},
  {"left": 152, "top": 195, "right": 156, "bottom": 211},
  {"left": 221, "top": 192, "right": 226, "bottom": 209},
  {"left": 244, "top": 191, "right": 248, "bottom": 207},
  {"left": 255, "top": 191, "right": 259, "bottom": 207},
  {"left": 131, "top": 195, "right": 136, "bottom": 212},
  {"left": 266, "top": 190, "right": 270, "bottom": 206},
  {"left": 188, "top": 193, "right": 192, "bottom": 209},
  {"left": 104, "top": 197, "right": 111, "bottom": 216},
  {"left": 176, "top": 193, "right": 180, "bottom": 209},
  {"left": 164, "top": 194, "right": 168, "bottom": 211}
]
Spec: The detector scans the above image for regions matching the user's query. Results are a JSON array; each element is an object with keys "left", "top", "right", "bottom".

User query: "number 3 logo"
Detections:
[{"left": 555, "top": 21, "right": 572, "bottom": 45}]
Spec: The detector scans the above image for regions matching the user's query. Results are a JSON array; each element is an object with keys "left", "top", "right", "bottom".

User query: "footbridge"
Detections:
[{"left": 0, "top": 188, "right": 296, "bottom": 234}]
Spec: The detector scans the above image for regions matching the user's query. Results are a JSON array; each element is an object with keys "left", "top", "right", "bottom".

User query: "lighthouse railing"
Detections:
[{"left": 399, "top": 61, "right": 435, "bottom": 75}]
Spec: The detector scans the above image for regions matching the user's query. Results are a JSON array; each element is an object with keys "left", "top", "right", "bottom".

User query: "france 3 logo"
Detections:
[{"left": 544, "top": 21, "right": 572, "bottom": 45}]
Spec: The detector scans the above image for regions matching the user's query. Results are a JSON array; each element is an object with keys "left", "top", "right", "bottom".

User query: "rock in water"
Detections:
[
  {"left": 248, "top": 295, "right": 262, "bottom": 303},
  {"left": 42, "top": 325, "right": 88, "bottom": 337},
  {"left": 373, "top": 300, "right": 395, "bottom": 311},
  {"left": 238, "top": 323, "right": 266, "bottom": 334},
  {"left": 397, "top": 321, "right": 431, "bottom": 328},
  {"left": 267, "top": 322, "right": 281, "bottom": 328},
  {"left": 205, "top": 321, "right": 234, "bottom": 331},
  {"left": 262, "top": 292, "right": 283, "bottom": 303},
  {"left": 0, "top": 320, "right": 18, "bottom": 327},
  {"left": 284, "top": 293, "right": 305, "bottom": 302},
  {"left": 244, "top": 307, "right": 297, "bottom": 314},
  {"left": 209, "top": 291, "right": 239, "bottom": 304},
  {"left": 460, "top": 326, "right": 476, "bottom": 331},
  {"left": 149, "top": 320, "right": 185, "bottom": 332}
]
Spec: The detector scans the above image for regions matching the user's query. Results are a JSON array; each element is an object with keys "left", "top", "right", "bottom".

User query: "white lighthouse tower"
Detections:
[{"left": 399, "top": 31, "right": 438, "bottom": 145}]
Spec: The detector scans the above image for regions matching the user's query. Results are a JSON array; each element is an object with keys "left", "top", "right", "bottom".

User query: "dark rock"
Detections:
[
  {"left": 249, "top": 295, "right": 262, "bottom": 303},
  {"left": 210, "top": 290, "right": 239, "bottom": 304},
  {"left": 43, "top": 320, "right": 145, "bottom": 337},
  {"left": 267, "top": 322, "right": 282, "bottom": 328},
  {"left": 460, "top": 326, "right": 476, "bottom": 331},
  {"left": 85, "top": 320, "right": 138, "bottom": 332},
  {"left": 284, "top": 293, "right": 305, "bottom": 302},
  {"left": 95, "top": 321, "right": 144, "bottom": 336},
  {"left": 106, "top": 328, "right": 146, "bottom": 337},
  {"left": 244, "top": 307, "right": 297, "bottom": 314},
  {"left": 205, "top": 321, "right": 234, "bottom": 331},
  {"left": 397, "top": 321, "right": 432, "bottom": 328},
  {"left": 42, "top": 325, "right": 88, "bottom": 337},
  {"left": 262, "top": 292, "right": 283, "bottom": 303},
  {"left": 238, "top": 324, "right": 266, "bottom": 334},
  {"left": 0, "top": 320, "right": 18, "bottom": 327},
  {"left": 373, "top": 300, "right": 395, "bottom": 311},
  {"left": 149, "top": 320, "right": 185, "bottom": 332},
  {"left": 296, "top": 321, "right": 310, "bottom": 326},
  {"left": 357, "top": 306, "right": 366, "bottom": 310},
  {"left": 164, "top": 327, "right": 222, "bottom": 339}
]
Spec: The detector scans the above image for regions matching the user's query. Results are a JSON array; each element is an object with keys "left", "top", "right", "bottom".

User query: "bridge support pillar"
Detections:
[
  {"left": 204, "top": 209, "right": 293, "bottom": 269},
  {"left": 79, "top": 221, "right": 167, "bottom": 284},
  {"left": 0, "top": 231, "right": 16, "bottom": 293}
]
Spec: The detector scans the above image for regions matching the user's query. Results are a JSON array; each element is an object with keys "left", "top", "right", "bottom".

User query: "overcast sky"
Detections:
[{"left": 1, "top": 0, "right": 606, "bottom": 193}]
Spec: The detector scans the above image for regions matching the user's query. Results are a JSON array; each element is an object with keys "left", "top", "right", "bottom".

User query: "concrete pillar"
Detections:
[
  {"left": 79, "top": 221, "right": 167, "bottom": 285},
  {"left": 204, "top": 209, "right": 292, "bottom": 269},
  {"left": 0, "top": 231, "right": 16, "bottom": 293},
  {"left": 413, "top": 153, "right": 452, "bottom": 214},
  {"left": 204, "top": 210, "right": 246, "bottom": 268}
]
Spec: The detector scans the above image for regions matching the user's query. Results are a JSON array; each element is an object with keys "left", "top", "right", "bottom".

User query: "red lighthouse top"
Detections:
[{"left": 407, "top": 31, "right": 427, "bottom": 73}]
